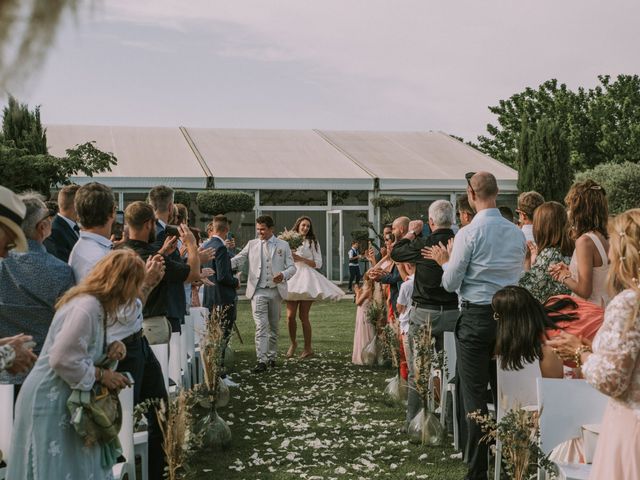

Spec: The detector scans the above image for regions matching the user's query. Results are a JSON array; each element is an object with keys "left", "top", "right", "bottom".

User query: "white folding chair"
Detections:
[
  {"left": 191, "top": 307, "right": 209, "bottom": 386},
  {"left": 113, "top": 382, "right": 135, "bottom": 480},
  {"left": 494, "top": 360, "right": 541, "bottom": 480},
  {"left": 0, "top": 384, "right": 14, "bottom": 480},
  {"left": 133, "top": 430, "right": 149, "bottom": 480},
  {"left": 537, "top": 378, "right": 608, "bottom": 480},
  {"left": 168, "top": 332, "right": 182, "bottom": 392},
  {"left": 441, "top": 332, "right": 460, "bottom": 451},
  {"left": 150, "top": 343, "right": 169, "bottom": 394}
]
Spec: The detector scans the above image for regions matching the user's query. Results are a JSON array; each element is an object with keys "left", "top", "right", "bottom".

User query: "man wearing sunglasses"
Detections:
[
  {"left": 0, "top": 186, "right": 38, "bottom": 376},
  {"left": 426, "top": 172, "right": 526, "bottom": 480}
]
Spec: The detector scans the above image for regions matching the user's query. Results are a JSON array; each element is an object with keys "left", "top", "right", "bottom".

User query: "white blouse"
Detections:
[{"left": 295, "top": 239, "right": 322, "bottom": 269}]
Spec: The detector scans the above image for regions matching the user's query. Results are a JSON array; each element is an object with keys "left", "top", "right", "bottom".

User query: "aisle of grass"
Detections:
[{"left": 193, "top": 300, "right": 466, "bottom": 479}]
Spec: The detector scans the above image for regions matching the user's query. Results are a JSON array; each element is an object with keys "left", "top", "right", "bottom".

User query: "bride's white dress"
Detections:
[{"left": 286, "top": 239, "right": 344, "bottom": 301}]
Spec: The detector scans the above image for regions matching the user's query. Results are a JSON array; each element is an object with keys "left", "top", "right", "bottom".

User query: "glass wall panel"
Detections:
[
  {"left": 332, "top": 190, "right": 369, "bottom": 206},
  {"left": 260, "top": 190, "right": 327, "bottom": 206}
]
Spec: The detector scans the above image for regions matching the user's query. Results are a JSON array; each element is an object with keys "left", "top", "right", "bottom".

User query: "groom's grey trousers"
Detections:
[
  {"left": 406, "top": 305, "right": 458, "bottom": 425},
  {"left": 251, "top": 287, "right": 282, "bottom": 363}
]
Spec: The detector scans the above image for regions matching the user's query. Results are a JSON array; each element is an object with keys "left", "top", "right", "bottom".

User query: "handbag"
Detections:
[
  {"left": 67, "top": 304, "right": 123, "bottom": 451},
  {"left": 143, "top": 315, "right": 172, "bottom": 344}
]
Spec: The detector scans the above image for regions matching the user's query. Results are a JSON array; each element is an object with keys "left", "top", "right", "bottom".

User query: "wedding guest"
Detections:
[
  {"left": 44, "top": 184, "right": 80, "bottom": 262},
  {"left": 71, "top": 188, "right": 167, "bottom": 480},
  {"left": 231, "top": 215, "right": 296, "bottom": 373},
  {"left": 352, "top": 276, "right": 376, "bottom": 365},
  {"left": 348, "top": 240, "right": 363, "bottom": 292},
  {"left": 519, "top": 201, "right": 573, "bottom": 303},
  {"left": 202, "top": 215, "right": 240, "bottom": 384},
  {"left": 393, "top": 200, "right": 458, "bottom": 428},
  {"left": 516, "top": 191, "right": 544, "bottom": 242},
  {"left": 457, "top": 193, "right": 475, "bottom": 228},
  {"left": 549, "top": 179, "right": 610, "bottom": 307},
  {"left": 396, "top": 262, "right": 415, "bottom": 387},
  {"left": 0, "top": 186, "right": 38, "bottom": 375},
  {"left": 493, "top": 286, "right": 604, "bottom": 377},
  {"left": 7, "top": 250, "right": 136, "bottom": 480},
  {"left": 285, "top": 216, "right": 342, "bottom": 358},
  {"left": 546, "top": 208, "right": 640, "bottom": 479},
  {"left": 0, "top": 192, "right": 74, "bottom": 386},
  {"left": 427, "top": 172, "right": 526, "bottom": 480}
]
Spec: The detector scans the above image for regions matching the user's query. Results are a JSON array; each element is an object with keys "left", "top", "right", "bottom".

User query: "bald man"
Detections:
[{"left": 427, "top": 171, "right": 526, "bottom": 480}]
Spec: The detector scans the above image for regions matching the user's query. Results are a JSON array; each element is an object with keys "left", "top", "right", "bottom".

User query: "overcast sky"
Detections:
[{"left": 10, "top": 0, "right": 640, "bottom": 141}]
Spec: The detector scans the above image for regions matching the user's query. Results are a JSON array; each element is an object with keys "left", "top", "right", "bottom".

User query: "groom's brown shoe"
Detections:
[{"left": 253, "top": 362, "right": 267, "bottom": 373}]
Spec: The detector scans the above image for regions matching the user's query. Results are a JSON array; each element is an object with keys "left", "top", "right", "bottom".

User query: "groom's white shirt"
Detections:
[{"left": 231, "top": 235, "right": 296, "bottom": 299}]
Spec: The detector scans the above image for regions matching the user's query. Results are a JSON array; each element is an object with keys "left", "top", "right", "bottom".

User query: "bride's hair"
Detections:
[{"left": 292, "top": 216, "right": 318, "bottom": 251}]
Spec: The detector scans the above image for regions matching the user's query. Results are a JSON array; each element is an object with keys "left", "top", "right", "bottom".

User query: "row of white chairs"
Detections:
[
  {"left": 0, "top": 306, "right": 211, "bottom": 480},
  {"left": 439, "top": 332, "right": 608, "bottom": 480}
]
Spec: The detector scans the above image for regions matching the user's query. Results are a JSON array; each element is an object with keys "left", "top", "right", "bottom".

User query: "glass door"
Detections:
[{"left": 326, "top": 210, "right": 344, "bottom": 283}]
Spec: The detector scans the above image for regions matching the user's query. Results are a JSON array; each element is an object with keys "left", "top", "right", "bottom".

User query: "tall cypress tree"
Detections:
[
  {"left": 517, "top": 118, "right": 532, "bottom": 193},
  {"left": 1, "top": 95, "right": 47, "bottom": 154},
  {"left": 522, "top": 117, "right": 572, "bottom": 202}
]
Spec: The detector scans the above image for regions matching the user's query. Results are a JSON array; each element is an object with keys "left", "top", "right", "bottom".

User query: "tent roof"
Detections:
[
  {"left": 46, "top": 125, "right": 208, "bottom": 189},
  {"left": 317, "top": 130, "right": 518, "bottom": 191},
  {"left": 45, "top": 125, "right": 518, "bottom": 192},
  {"left": 183, "top": 128, "right": 373, "bottom": 190}
]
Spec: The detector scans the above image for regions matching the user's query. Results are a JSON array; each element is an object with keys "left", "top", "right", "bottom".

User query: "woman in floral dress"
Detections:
[
  {"left": 7, "top": 250, "right": 141, "bottom": 480},
  {"left": 519, "top": 201, "right": 573, "bottom": 303}
]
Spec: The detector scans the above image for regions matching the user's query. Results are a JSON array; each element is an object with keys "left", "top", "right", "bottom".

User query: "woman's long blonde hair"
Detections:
[
  {"left": 607, "top": 209, "right": 640, "bottom": 331},
  {"left": 56, "top": 249, "right": 146, "bottom": 319}
]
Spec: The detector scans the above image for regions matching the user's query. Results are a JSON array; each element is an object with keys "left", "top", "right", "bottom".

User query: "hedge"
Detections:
[
  {"left": 575, "top": 162, "right": 640, "bottom": 214},
  {"left": 196, "top": 190, "right": 255, "bottom": 215}
]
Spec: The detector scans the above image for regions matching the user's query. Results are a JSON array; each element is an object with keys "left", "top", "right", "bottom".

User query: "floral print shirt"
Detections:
[
  {"left": 519, "top": 247, "right": 571, "bottom": 303},
  {"left": 583, "top": 289, "right": 640, "bottom": 417},
  {"left": 0, "top": 344, "right": 15, "bottom": 371}
]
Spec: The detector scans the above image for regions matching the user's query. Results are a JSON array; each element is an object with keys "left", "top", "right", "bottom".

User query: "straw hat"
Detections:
[{"left": 0, "top": 185, "right": 27, "bottom": 252}]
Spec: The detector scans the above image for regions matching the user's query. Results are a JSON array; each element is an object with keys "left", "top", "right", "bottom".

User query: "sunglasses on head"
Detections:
[{"left": 465, "top": 172, "right": 476, "bottom": 195}]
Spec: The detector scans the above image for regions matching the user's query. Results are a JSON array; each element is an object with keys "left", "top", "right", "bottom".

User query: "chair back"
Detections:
[
  {"left": 536, "top": 378, "right": 608, "bottom": 455},
  {"left": 117, "top": 380, "right": 135, "bottom": 470},
  {"left": 497, "top": 360, "right": 540, "bottom": 420},
  {"left": 0, "top": 384, "right": 14, "bottom": 461},
  {"left": 150, "top": 343, "right": 169, "bottom": 393},
  {"left": 169, "top": 332, "right": 182, "bottom": 388},
  {"left": 191, "top": 307, "right": 209, "bottom": 347},
  {"left": 443, "top": 331, "right": 457, "bottom": 384}
]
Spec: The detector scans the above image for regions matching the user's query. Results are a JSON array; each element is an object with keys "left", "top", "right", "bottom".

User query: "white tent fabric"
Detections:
[
  {"left": 183, "top": 128, "right": 373, "bottom": 190},
  {"left": 45, "top": 125, "right": 518, "bottom": 192},
  {"left": 46, "top": 125, "right": 208, "bottom": 189}
]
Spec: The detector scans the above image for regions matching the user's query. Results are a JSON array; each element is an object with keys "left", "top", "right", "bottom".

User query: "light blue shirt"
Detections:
[
  {"left": 68, "top": 231, "right": 113, "bottom": 282},
  {"left": 442, "top": 208, "right": 526, "bottom": 305}
]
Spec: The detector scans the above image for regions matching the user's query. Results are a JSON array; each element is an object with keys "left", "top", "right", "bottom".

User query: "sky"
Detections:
[{"left": 8, "top": 0, "right": 640, "bottom": 142}]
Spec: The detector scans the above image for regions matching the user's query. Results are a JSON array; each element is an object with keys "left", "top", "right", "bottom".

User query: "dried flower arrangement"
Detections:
[
  {"left": 467, "top": 407, "right": 556, "bottom": 480},
  {"left": 277, "top": 228, "right": 304, "bottom": 251}
]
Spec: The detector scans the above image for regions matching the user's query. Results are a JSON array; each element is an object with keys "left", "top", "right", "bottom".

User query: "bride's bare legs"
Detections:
[
  {"left": 299, "top": 300, "right": 314, "bottom": 358},
  {"left": 286, "top": 301, "right": 299, "bottom": 357}
]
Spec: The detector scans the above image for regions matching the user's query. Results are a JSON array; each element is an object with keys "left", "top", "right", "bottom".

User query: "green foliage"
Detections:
[
  {"left": 196, "top": 190, "right": 255, "bottom": 215},
  {"left": 1, "top": 96, "right": 47, "bottom": 154},
  {"left": 575, "top": 162, "right": 640, "bottom": 214},
  {"left": 371, "top": 196, "right": 405, "bottom": 210},
  {"left": 350, "top": 229, "right": 370, "bottom": 241},
  {"left": 517, "top": 117, "right": 572, "bottom": 202},
  {"left": 477, "top": 75, "right": 640, "bottom": 172},
  {"left": 173, "top": 190, "right": 192, "bottom": 207},
  {"left": 0, "top": 97, "right": 117, "bottom": 196}
]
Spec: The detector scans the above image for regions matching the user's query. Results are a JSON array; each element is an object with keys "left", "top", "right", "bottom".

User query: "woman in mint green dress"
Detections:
[{"left": 7, "top": 250, "right": 143, "bottom": 480}]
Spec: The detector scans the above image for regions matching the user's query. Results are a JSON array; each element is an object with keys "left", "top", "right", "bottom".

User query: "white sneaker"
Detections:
[{"left": 222, "top": 376, "right": 239, "bottom": 387}]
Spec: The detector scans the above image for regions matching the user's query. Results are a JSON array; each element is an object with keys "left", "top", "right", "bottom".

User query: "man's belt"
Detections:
[{"left": 412, "top": 302, "right": 458, "bottom": 311}]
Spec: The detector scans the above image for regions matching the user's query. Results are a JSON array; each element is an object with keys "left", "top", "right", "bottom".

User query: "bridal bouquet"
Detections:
[{"left": 278, "top": 229, "right": 304, "bottom": 251}]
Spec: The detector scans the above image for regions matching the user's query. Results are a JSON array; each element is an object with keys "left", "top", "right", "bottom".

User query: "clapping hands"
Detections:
[{"left": 422, "top": 238, "right": 453, "bottom": 266}]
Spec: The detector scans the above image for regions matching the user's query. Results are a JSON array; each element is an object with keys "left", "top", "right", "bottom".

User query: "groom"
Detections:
[{"left": 231, "top": 215, "right": 296, "bottom": 373}]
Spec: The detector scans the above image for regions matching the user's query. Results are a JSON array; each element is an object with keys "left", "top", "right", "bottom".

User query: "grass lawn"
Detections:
[{"left": 191, "top": 299, "right": 467, "bottom": 479}]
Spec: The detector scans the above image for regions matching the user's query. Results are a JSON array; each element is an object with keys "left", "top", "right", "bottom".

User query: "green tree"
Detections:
[
  {"left": 0, "top": 96, "right": 117, "bottom": 196},
  {"left": 196, "top": 190, "right": 255, "bottom": 215},
  {"left": 477, "top": 75, "right": 640, "bottom": 172},
  {"left": 517, "top": 118, "right": 571, "bottom": 202},
  {"left": 575, "top": 162, "right": 640, "bottom": 214}
]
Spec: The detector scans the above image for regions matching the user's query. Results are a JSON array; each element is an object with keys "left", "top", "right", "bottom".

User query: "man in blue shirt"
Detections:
[{"left": 427, "top": 172, "right": 526, "bottom": 480}]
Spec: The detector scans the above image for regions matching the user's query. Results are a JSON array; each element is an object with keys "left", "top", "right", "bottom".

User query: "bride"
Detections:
[{"left": 285, "top": 216, "right": 343, "bottom": 358}]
